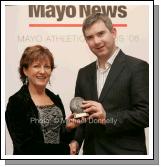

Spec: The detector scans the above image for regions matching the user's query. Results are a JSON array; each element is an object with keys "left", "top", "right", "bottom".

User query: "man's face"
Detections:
[{"left": 84, "top": 20, "right": 116, "bottom": 60}]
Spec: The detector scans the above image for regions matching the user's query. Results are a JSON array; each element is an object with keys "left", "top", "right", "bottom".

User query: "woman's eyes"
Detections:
[
  {"left": 33, "top": 65, "right": 40, "bottom": 68},
  {"left": 32, "top": 65, "right": 51, "bottom": 69},
  {"left": 44, "top": 65, "right": 51, "bottom": 68}
]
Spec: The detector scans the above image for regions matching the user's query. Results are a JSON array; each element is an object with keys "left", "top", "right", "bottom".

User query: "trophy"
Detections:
[{"left": 70, "top": 97, "right": 89, "bottom": 119}]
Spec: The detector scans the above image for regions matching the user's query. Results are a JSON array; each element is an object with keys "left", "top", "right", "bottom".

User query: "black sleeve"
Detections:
[
  {"left": 60, "top": 122, "right": 76, "bottom": 144},
  {"left": 73, "top": 69, "right": 86, "bottom": 147},
  {"left": 5, "top": 96, "right": 70, "bottom": 155}
]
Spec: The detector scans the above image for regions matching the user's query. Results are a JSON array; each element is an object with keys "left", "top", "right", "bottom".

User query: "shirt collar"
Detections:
[
  {"left": 108, "top": 47, "right": 120, "bottom": 65},
  {"left": 96, "top": 47, "right": 120, "bottom": 70}
]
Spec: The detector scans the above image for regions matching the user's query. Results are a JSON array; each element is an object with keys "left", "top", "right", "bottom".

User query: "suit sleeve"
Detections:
[
  {"left": 73, "top": 70, "right": 86, "bottom": 147},
  {"left": 5, "top": 96, "right": 70, "bottom": 155},
  {"left": 104, "top": 61, "right": 149, "bottom": 134}
]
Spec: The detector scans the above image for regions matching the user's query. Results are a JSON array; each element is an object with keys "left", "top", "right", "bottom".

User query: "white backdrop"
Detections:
[{"left": 5, "top": 4, "right": 150, "bottom": 155}]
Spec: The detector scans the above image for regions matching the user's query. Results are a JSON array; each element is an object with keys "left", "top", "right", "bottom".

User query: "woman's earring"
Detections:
[
  {"left": 49, "top": 80, "right": 51, "bottom": 85},
  {"left": 25, "top": 77, "right": 28, "bottom": 85}
]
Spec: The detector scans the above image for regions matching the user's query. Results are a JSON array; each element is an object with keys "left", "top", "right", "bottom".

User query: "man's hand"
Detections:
[
  {"left": 69, "top": 140, "right": 79, "bottom": 155},
  {"left": 81, "top": 100, "right": 106, "bottom": 124}
]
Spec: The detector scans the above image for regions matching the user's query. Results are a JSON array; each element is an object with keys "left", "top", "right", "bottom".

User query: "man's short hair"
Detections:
[{"left": 82, "top": 13, "right": 113, "bottom": 37}]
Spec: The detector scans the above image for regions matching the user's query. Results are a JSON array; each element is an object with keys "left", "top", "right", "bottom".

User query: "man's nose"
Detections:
[{"left": 93, "top": 36, "right": 101, "bottom": 45}]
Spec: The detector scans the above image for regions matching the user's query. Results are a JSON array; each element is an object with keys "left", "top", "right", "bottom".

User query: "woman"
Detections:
[{"left": 5, "top": 45, "right": 77, "bottom": 155}]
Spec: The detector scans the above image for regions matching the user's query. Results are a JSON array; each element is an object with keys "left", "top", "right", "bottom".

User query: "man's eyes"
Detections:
[
  {"left": 86, "top": 36, "right": 93, "bottom": 40},
  {"left": 86, "top": 32, "right": 105, "bottom": 40},
  {"left": 98, "top": 31, "right": 105, "bottom": 36}
]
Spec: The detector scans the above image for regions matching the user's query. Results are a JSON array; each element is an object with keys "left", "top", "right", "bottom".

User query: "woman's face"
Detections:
[{"left": 24, "top": 58, "right": 52, "bottom": 89}]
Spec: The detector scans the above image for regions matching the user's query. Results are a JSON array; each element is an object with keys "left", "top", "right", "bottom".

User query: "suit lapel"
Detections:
[
  {"left": 89, "top": 62, "right": 99, "bottom": 101},
  {"left": 99, "top": 50, "right": 126, "bottom": 102}
]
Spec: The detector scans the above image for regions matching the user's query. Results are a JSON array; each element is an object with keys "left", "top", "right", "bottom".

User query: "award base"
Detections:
[{"left": 74, "top": 112, "right": 89, "bottom": 119}]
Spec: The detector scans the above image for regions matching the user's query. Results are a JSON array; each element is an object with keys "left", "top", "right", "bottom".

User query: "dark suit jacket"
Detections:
[
  {"left": 5, "top": 85, "right": 73, "bottom": 155},
  {"left": 74, "top": 50, "right": 149, "bottom": 155}
]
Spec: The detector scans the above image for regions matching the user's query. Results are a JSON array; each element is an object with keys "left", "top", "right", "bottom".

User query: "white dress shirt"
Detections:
[{"left": 96, "top": 47, "right": 120, "bottom": 98}]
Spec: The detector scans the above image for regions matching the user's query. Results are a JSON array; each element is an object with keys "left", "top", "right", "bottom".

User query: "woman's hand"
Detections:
[
  {"left": 65, "top": 114, "right": 85, "bottom": 131},
  {"left": 69, "top": 140, "right": 79, "bottom": 155}
]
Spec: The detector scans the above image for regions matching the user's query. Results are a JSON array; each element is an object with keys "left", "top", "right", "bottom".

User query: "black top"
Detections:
[{"left": 5, "top": 85, "right": 74, "bottom": 155}]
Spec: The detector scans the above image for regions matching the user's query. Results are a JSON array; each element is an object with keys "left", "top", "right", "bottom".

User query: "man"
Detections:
[{"left": 69, "top": 13, "right": 149, "bottom": 155}]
